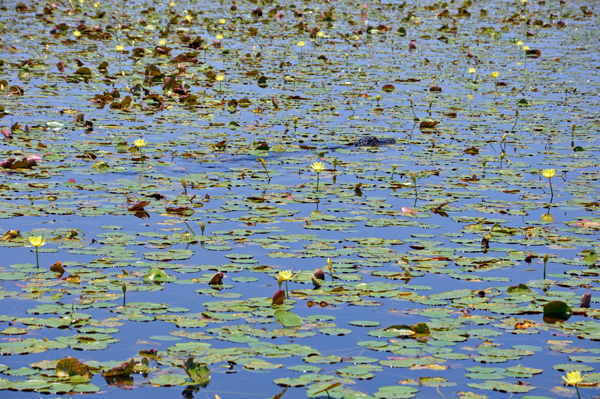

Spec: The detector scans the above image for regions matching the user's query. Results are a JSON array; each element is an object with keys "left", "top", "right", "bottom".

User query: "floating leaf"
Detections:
[
  {"left": 543, "top": 301, "right": 572, "bottom": 319},
  {"left": 274, "top": 310, "right": 302, "bottom": 327},
  {"left": 56, "top": 358, "right": 92, "bottom": 379},
  {"left": 143, "top": 268, "right": 172, "bottom": 283},
  {"left": 183, "top": 356, "right": 211, "bottom": 385}
]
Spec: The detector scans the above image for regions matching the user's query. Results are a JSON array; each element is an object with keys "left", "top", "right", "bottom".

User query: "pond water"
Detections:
[{"left": 0, "top": 0, "right": 599, "bottom": 398}]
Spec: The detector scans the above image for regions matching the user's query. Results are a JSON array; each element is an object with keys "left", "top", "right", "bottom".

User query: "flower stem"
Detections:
[
  {"left": 409, "top": 97, "right": 418, "bottom": 120},
  {"left": 511, "top": 109, "right": 519, "bottom": 131},
  {"left": 575, "top": 385, "right": 581, "bottom": 399},
  {"left": 549, "top": 178, "right": 554, "bottom": 198},
  {"left": 285, "top": 281, "right": 289, "bottom": 298},
  {"left": 35, "top": 248, "right": 39, "bottom": 268},
  {"left": 316, "top": 173, "right": 320, "bottom": 192}
]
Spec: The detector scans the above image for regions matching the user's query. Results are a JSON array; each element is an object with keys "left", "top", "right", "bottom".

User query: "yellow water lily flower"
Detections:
[
  {"left": 468, "top": 68, "right": 476, "bottom": 74},
  {"left": 29, "top": 236, "right": 46, "bottom": 268},
  {"left": 310, "top": 162, "right": 326, "bottom": 173},
  {"left": 541, "top": 213, "right": 554, "bottom": 223},
  {"left": 278, "top": 270, "right": 296, "bottom": 281},
  {"left": 279, "top": 270, "right": 296, "bottom": 297},
  {"left": 215, "top": 75, "right": 224, "bottom": 82},
  {"left": 28, "top": 236, "right": 47, "bottom": 248},
  {"left": 115, "top": 45, "right": 124, "bottom": 51},
  {"left": 542, "top": 169, "right": 556, "bottom": 178},
  {"left": 491, "top": 71, "right": 499, "bottom": 78},
  {"left": 562, "top": 370, "right": 585, "bottom": 386},
  {"left": 311, "top": 162, "right": 326, "bottom": 191},
  {"left": 297, "top": 41, "right": 305, "bottom": 47},
  {"left": 134, "top": 139, "right": 147, "bottom": 148}
]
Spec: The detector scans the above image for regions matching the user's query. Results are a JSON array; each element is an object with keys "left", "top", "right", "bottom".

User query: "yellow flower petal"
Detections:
[
  {"left": 278, "top": 270, "right": 294, "bottom": 281},
  {"left": 310, "top": 162, "right": 326, "bottom": 172},
  {"left": 563, "top": 370, "right": 585, "bottom": 385},
  {"left": 28, "top": 236, "right": 47, "bottom": 248}
]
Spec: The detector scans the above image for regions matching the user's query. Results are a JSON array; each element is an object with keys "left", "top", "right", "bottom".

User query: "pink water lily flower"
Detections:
[
  {"left": 401, "top": 207, "right": 418, "bottom": 215},
  {"left": 571, "top": 219, "right": 600, "bottom": 229}
]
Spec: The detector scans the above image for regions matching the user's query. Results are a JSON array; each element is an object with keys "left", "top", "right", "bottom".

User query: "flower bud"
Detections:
[
  {"left": 272, "top": 289, "right": 285, "bottom": 305},
  {"left": 580, "top": 292, "right": 592, "bottom": 308},
  {"left": 314, "top": 269, "right": 325, "bottom": 280}
]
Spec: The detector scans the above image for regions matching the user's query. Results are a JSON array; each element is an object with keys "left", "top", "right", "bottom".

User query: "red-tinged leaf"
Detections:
[
  {"left": 2, "top": 230, "right": 20, "bottom": 241},
  {"left": 56, "top": 357, "right": 92, "bottom": 378},
  {"left": 102, "top": 358, "right": 136, "bottom": 377},
  {"left": 10, "top": 158, "right": 29, "bottom": 169},
  {"left": 139, "top": 348, "right": 159, "bottom": 358},
  {"left": 311, "top": 383, "right": 341, "bottom": 395},
  {"left": 165, "top": 206, "right": 193, "bottom": 216},
  {"left": 208, "top": 272, "right": 224, "bottom": 285},
  {"left": 419, "top": 120, "right": 438, "bottom": 129},
  {"left": 255, "top": 142, "right": 269, "bottom": 151},
  {"left": 128, "top": 201, "right": 150, "bottom": 211},
  {"left": 50, "top": 261, "right": 65, "bottom": 274},
  {"left": 273, "top": 387, "right": 288, "bottom": 399},
  {"left": 464, "top": 146, "right": 479, "bottom": 155}
]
